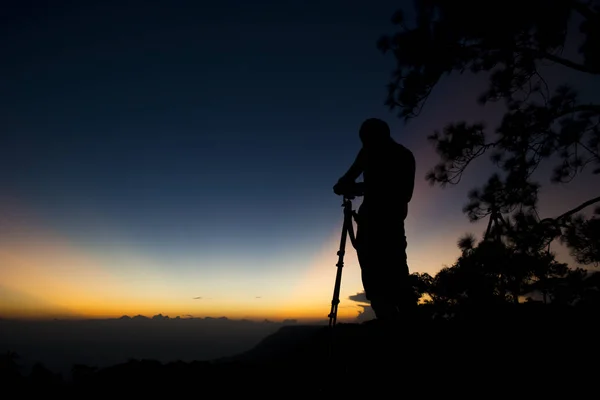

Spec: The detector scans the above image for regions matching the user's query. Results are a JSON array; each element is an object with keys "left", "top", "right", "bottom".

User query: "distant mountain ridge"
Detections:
[
  {"left": 4, "top": 308, "right": 600, "bottom": 396},
  {"left": 0, "top": 315, "right": 304, "bottom": 378}
]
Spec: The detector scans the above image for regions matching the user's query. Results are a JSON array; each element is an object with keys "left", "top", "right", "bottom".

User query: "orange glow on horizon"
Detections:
[
  {"left": 0, "top": 182, "right": 468, "bottom": 323},
  {"left": 0, "top": 218, "right": 363, "bottom": 322}
]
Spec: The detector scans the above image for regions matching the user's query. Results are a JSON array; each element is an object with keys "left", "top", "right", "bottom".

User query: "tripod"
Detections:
[{"left": 328, "top": 195, "right": 358, "bottom": 328}]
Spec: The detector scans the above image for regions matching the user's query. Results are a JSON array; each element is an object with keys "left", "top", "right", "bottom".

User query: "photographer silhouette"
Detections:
[{"left": 334, "top": 118, "right": 416, "bottom": 322}]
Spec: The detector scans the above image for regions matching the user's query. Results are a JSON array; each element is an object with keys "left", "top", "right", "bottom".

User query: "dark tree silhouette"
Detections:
[
  {"left": 379, "top": 0, "right": 600, "bottom": 273},
  {"left": 71, "top": 363, "right": 98, "bottom": 386},
  {"left": 0, "top": 351, "right": 22, "bottom": 387},
  {"left": 562, "top": 208, "right": 600, "bottom": 266}
]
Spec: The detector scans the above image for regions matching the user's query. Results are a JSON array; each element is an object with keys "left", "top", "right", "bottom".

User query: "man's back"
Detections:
[{"left": 360, "top": 140, "right": 415, "bottom": 210}]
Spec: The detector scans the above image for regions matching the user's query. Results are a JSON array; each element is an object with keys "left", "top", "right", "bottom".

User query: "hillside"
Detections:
[{"left": 3, "top": 305, "right": 598, "bottom": 396}]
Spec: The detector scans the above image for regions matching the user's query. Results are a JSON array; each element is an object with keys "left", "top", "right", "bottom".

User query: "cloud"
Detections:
[
  {"left": 356, "top": 304, "right": 376, "bottom": 323},
  {"left": 348, "top": 291, "right": 369, "bottom": 303},
  {"left": 348, "top": 291, "right": 376, "bottom": 323},
  {"left": 193, "top": 297, "right": 202, "bottom": 300},
  {"left": 255, "top": 296, "right": 262, "bottom": 299}
]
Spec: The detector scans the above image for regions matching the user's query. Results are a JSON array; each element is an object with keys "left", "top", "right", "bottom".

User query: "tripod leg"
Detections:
[{"left": 329, "top": 213, "right": 351, "bottom": 328}]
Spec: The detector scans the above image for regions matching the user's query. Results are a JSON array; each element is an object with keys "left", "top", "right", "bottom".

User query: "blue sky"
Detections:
[{"left": 1, "top": 0, "right": 597, "bottom": 321}]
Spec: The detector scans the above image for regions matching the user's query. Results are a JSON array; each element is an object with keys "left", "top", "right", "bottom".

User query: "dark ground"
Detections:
[{"left": 3, "top": 304, "right": 599, "bottom": 397}]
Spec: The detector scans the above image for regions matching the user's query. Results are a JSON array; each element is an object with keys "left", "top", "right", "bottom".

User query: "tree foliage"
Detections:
[{"left": 380, "top": 0, "right": 600, "bottom": 270}]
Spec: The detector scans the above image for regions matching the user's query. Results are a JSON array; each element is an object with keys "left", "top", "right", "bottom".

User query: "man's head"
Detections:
[{"left": 359, "top": 118, "right": 391, "bottom": 147}]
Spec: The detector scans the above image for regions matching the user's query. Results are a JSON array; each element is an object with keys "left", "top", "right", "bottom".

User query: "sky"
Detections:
[{"left": 1, "top": 0, "right": 598, "bottom": 323}]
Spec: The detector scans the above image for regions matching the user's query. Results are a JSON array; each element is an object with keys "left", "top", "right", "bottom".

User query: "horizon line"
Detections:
[{"left": 0, "top": 313, "right": 332, "bottom": 324}]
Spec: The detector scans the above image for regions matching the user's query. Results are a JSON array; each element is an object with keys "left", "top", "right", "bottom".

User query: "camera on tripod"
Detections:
[{"left": 333, "top": 180, "right": 364, "bottom": 200}]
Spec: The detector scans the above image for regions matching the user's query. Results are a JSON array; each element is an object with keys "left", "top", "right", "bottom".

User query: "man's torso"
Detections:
[{"left": 360, "top": 141, "right": 415, "bottom": 213}]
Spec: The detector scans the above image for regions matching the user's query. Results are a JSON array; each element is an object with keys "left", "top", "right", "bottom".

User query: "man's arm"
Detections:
[
  {"left": 339, "top": 148, "right": 365, "bottom": 183},
  {"left": 333, "top": 148, "right": 365, "bottom": 196}
]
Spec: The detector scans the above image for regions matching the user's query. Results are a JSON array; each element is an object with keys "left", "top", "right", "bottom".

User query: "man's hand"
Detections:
[
  {"left": 333, "top": 179, "right": 364, "bottom": 197},
  {"left": 333, "top": 180, "right": 346, "bottom": 196}
]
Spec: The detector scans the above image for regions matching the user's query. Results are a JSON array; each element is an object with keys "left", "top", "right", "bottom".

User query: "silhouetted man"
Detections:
[{"left": 333, "top": 118, "right": 416, "bottom": 322}]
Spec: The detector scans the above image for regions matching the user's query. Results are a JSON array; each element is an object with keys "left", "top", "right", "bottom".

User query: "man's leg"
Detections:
[
  {"left": 357, "top": 229, "right": 402, "bottom": 321},
  {"left": 356, "top": 222, "right": 389, "bottom": 320},
  {"left": 357, "top": 207, "right": 415, "bottom": 322},
  {"left": 372, "top": 221, "right": 417, "bottom": 321},
  {"left": 388, "top": 225, "right": 418, "bottom": 318}
]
